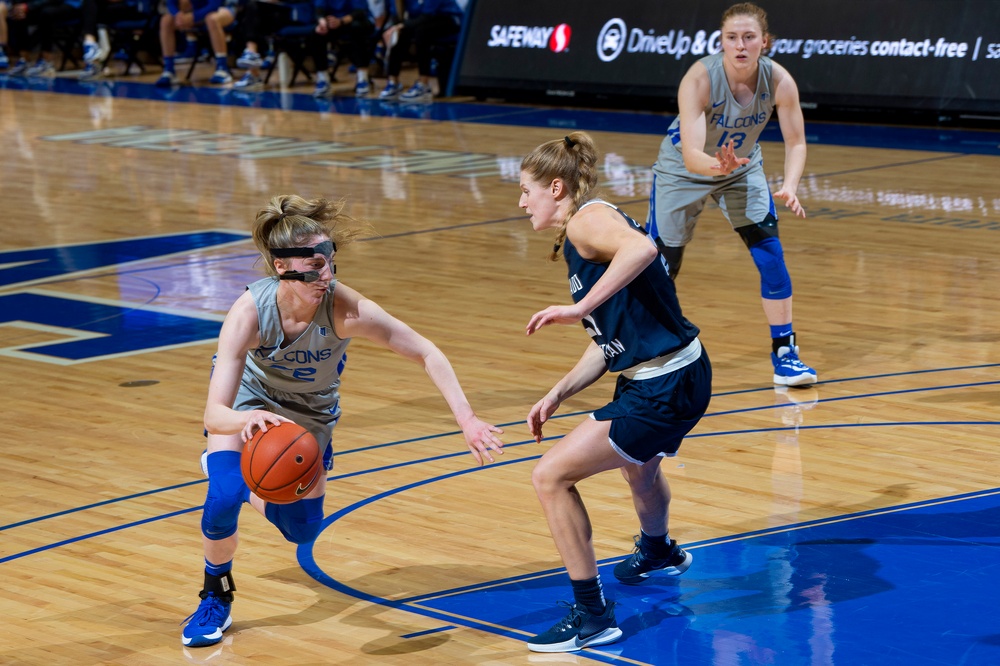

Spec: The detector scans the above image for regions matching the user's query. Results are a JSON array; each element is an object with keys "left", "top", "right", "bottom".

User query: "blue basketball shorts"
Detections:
[{"left": 593, "top": 348, "right": 712, "bottom": 464}]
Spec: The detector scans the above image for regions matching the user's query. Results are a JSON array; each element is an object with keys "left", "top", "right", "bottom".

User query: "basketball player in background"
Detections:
[
  {"left": 518, "top": 131, "right": 711, "bottom": 652},
  {"left": 181, "top": 194, "right": 504, "bottom": 648},
  {"left": 646, "top": 1, "right": 817, "bottom": 387}
]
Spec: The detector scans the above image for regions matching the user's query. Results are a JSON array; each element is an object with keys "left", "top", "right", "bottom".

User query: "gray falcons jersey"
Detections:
[
  {"left": 661, "top": 52, "right": 775, "bottom": 171},
  {"left": 242, "top": 277, "right": 350, "bottom": 396}
]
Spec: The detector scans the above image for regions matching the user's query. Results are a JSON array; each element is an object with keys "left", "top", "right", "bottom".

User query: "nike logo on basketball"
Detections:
[{"left": 295, "top": 483, "right": 310, "bottom": 495}]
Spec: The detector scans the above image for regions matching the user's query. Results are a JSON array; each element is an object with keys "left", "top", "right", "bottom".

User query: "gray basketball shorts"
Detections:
[{"left": 647, "top": 151, "right": 775, "bottom": 247}]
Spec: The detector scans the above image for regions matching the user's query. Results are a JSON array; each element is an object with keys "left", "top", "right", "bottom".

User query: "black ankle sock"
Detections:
[
  {"left": 640, "top": 531, "right": 673, "bottom": 559},
  {"left": 570, "top": 576, "right": 606, "bottom": 615}
]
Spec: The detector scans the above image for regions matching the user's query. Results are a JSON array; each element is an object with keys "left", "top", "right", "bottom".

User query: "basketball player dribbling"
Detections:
[{"left": 181, "top": 194, "right": 503, "bottom": 648}]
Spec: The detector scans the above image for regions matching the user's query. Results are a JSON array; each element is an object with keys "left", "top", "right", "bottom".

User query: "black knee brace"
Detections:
[{"left": 736, "top": 214, "right": 780, "bottom": 249}]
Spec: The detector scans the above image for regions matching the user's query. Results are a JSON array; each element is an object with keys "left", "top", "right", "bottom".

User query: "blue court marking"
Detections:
[
  {"left": 398, "top": 625, "right": 457, "bottom": 639},
  {"left": 0, "top": 506, "right": 201, "bottom": 564},
  {"left": 298, "top": 442, "right": 1000, "bottom": 664},
  {"left": 3, "top": 419, "right": 995, "bottom": 564},
  {"left": 0, "top": 291, "right": 224, "bottom": 362},
  {"left": 1, "top": 370, "right": 995, "bottom": 543},
  {"left": 713, "top": 361, "right": 1000, "bottom": 398},
  {"left": 3, "top": 75, "right": 999, "bottom": 155},
  {"left": 412, "top": 490, "right": 1000, "bottom": 665},
  {"left": 0, "top": 230, "right": 249, "bottom": 288},
  {"left": 709, "top": 379, "right": 1000, "bottom": 417}
]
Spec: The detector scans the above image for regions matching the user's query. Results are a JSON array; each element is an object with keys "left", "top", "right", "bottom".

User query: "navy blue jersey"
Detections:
[{"left": 564, "top": 200, "right": 700, "bottom": 373}]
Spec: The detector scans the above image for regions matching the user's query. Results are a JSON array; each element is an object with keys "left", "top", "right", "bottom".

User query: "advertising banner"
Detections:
[{"left": 455, "top": 0, "right": 1000, "bottom": 113}]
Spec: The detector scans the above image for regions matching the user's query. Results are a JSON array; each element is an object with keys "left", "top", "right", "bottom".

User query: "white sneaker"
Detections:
[
  {"left": 209, "top": 69, "right": 233, "bottom": 85},
  {"left": 83, "top": 40, "right": 110, "bottom": 64},
  {"left": 233, "top": 72, "right": 262, "bottom": 90},
  {"left": 155, "top": 71, "right": 177, "bottom": 87},
  {"left": 26, "top": 60, "right": 56, "bottom": 77},
  {"left": 313, "top": 76, "right": 331, "bottom": 97},
  {"left": 79, "top": 62, "right": 100, "bottom": 79},
  {"left": 235, "top": 48, "right": 262, "bottom": 69},
  {"left": 399, "top": 81, "right": 432, "bottom": 102},
  {"left": 378, "top": 81, "right": 402, "bottom": 100}
]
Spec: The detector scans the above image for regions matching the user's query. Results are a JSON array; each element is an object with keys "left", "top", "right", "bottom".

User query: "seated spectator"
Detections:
[
  {"left": 231, "top": 0, "right": 289, "bottom": 90},
  {"left": 155, "top": 0, "right": 235, "bottom": 86},
  {"left": 378, "top": 0, "right": 461, "bottom": 102},
  {"left": 310, "top": 0, "right": 379, "bottom": 97},
  {"left": 79, "top": 0, "right": 150, "bottom": 77},
  {"left": 5, "top": 0, "right": 81, "bottom": 76}
]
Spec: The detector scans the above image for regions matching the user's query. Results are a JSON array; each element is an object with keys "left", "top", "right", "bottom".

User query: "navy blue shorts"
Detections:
[{"left": 593, "top": 349, "right": 712, "bottom": 463}]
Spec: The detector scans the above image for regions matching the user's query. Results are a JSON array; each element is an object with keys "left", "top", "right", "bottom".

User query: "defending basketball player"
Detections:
[
  {"left": 518, "top": 132, "right": 711, "bottom": 652},
  {"left": 646, "top": 2, "right": 817, "bottom": 387},
  {"left": 181, "top": 194, "right": 504, "bottom": 648}
]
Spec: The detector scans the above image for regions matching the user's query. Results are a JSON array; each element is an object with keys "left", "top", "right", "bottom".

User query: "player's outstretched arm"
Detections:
[
  {"left": 334, "top": 283, "right": 504, "bottom": 465},
  {"left": 527, "top": 342, "right": 607, "bottom": 443}
]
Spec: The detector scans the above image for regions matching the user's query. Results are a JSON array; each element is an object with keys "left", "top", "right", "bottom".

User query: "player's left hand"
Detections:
[
  {"left": 460, "top": 417, "right": 504, "bottom": 466},
  {"left": 774, "top": 187, "right": 806, "bottom": 218},
  {"left": 527, "top": 393, "right": 560, "bottom": 443},
  {"left": 711, "top": 140, "right": 750, "bottom": 175},
  {"left": 526, "top": 304, "right": 586, "bottom": 335}
]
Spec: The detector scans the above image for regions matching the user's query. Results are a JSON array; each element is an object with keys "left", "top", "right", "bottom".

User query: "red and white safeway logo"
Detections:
[
  {"left": 550, "top": 24, "right": 572, "bottom": 52},
  {"left": 488, "top": 23, "right": 572, "bottom": 52}
]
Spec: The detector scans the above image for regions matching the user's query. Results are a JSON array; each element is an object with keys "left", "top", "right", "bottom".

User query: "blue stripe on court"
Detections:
[
  {"left": 301, "top": 475, "right": 1000, "bottom": 665},
  {"left": 434, "top": 490, "right": 1000, "bottom": 664},
  {"left": 0, "top": 231, "right": 249, "bottom": 287}
]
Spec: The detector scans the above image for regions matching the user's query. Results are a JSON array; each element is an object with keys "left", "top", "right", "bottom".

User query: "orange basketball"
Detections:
[{"left": 241, "top": 422, "right": 323, "bottom": 504}]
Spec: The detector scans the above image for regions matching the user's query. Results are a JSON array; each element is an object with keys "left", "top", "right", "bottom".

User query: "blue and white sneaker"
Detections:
[
  {"left": 83, "top": 41, "right": 99, "bottom": 63},
  {"left": 83, "top": 41, "right": 108, "bottom": 64},
  {"left": 79, "top": 62, "right": 99, "bottom": 79},
  {"left": 0, "top": 50, "right": 10, "bottom": 70},
  {"left": 772, "top": 346, "right": 818, "bottom": 386},
  {"left": 26, "top": 59, "right": 56, "bottom": 77},
  {"left": 209, "top": 68, "right": 232, "bottom": 85},
  {"left": 312, "top": 78, "right": 331, "bottom": 97},
  {"left": 8, "top": 59, "right": 29, "bottom": 76},
  {"left": 399, "top": 81, "right": 432, "bottom": 102},
  {"left": 233, "top": 72, "right": 262, "bottom": 90},
  {"left": 378, "top": 81, "right": 401, "bottom": 100},
  {"left": 235, "top": 48, "right": 262, "bottom": 70},
  {"left": 154, "top": 70, "right": 177, "bottom": 87},
  {"left": 354, "top": 79, "right": 370, "bottom": 96},
  {"left": 181, "top": 592, "right": 232, "bottom": 648}
]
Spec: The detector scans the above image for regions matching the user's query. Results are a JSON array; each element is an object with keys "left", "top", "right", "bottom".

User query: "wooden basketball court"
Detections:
[{"left": 1, "top": 78, "right": 998, "bottom": 664}]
